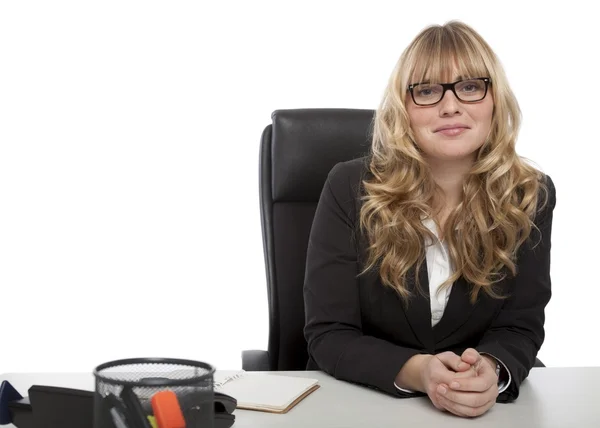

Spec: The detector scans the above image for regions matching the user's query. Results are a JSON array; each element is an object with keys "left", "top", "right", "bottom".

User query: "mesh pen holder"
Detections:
[{"left": 93, "top": 357, "right": 215, "bottom": 428}]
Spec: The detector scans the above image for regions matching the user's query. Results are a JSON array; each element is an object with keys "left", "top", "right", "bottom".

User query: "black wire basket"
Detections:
[{"left": 93, "top": 357, "right": 215, "bottom": 428}]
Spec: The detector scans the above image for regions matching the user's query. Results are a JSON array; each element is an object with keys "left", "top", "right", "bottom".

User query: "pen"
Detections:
[
  {"left": 110, "top": 407, "right": 130, "bottom": 428},
  {"left": 120, "top": 386, "right": 152, "bottom": 428},
  {"left": 104, "top": 393, "right": 132, "bottom": 428}
]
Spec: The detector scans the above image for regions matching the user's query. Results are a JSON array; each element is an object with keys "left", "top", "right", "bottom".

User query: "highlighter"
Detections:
[
  {"left": 150, "top": 390, "right": 186, "bottom": 428},
  {"left": 147, "top": 416, "right": 158, "bottom": 428}
]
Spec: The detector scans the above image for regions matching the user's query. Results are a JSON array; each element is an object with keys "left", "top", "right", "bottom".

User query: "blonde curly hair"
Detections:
[{"left": 359, "top": 21, "right": 549, "bottom": 303}]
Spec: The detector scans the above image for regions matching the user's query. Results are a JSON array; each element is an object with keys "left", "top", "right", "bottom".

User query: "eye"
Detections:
[
  {"left": 457, "top": 80, "right": 484, "bottom": 93},
  {"left": 415, "top": 85, "right": 442, "bottom": 97}
]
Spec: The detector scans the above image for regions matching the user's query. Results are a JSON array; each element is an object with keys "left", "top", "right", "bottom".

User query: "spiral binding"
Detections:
[{"left": 214, "top": 372, "right": 245, "bottom": 389}]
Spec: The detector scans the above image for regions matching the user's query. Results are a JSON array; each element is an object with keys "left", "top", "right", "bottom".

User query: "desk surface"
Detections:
[{"left": 2, "top": 367, "right": 599, "bottom": 428}]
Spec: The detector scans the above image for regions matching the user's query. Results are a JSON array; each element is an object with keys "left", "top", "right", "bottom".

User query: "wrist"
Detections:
[
  {"left": 481, "top": 355, "right": 500, "bottom": 380},
  {"left": 395, "top": 354, "right": 432, "bottom": 393}
]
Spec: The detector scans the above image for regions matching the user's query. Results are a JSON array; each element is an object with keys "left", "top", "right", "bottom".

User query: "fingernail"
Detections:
[
  {"left": 450, "top": 382, "right": 460, "bottom": 389},
  {"left": 437, "top": 385, "right": 447, "bottom": 395}
]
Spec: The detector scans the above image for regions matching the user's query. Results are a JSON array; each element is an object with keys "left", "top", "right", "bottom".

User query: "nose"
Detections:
[{"left": 438, "top": 88, "right": 462, "bottom": 116}]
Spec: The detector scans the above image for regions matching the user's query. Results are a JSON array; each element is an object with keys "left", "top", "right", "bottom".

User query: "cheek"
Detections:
[
  {"left": 478, "top": 102, "right": 494, "bottom": 127},
  {"left": 407, "top": 110, "right": 430, "bottom": 136}
]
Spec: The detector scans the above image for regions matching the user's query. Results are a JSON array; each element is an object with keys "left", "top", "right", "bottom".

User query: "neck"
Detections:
[{"left": 427, "top": 156, "right": 474, "bottom": 210}]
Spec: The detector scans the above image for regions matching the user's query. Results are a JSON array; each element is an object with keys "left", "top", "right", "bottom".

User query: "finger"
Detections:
[
  {"left": 430, "top": 357, "right": 476, "bottom": 389},
  {"left": 431, "top": 368, "right": 462, "bottom": 388},
  {"left": 452, "top": 369, "right": 478, "bottom": 379},
  {"left": 429, "top": 398, "right": 446, "bottom": 412},
  {"left": 437, "top": 352, "right": 472, "bottom": 372},
  {"left": 456, "top": 361, "right": 472, "bottom": 372},
  {"left": 437, "top": 384, "right": 496, "bottom": 408},
  {"left": 436, "top": 392, "right": 495, "bottom": 418},
  {"left": 461, "top": 348, "right": 481, "bottom": 365},
  {"left": 449, "top": 372, "right": 497, "bottom": 393}
]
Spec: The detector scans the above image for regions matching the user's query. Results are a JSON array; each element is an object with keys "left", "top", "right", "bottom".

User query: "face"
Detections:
[{"left": 406, "top": 73, "right": 494, "bottom": 164}]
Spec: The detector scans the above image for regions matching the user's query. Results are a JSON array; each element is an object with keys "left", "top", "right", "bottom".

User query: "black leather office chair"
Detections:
[
  {"left": 243, "top": 108, "right": 374, "bottom": 371},
  {"left": 242, "top": 108, "right": 545, "bottom": 371}
]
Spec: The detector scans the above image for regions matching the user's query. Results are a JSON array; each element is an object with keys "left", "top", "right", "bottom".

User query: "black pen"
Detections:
[
  {"left": 104, "top": 393, "right": 131, "bottom": 428},
  {"left": 120, "top": 386, "right": 152, "bottom": 428}
]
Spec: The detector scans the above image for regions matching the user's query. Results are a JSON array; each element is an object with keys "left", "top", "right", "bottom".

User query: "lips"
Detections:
[
  {"left": 434, "top": 124, "right": 470, "bottom": 132},
  {"left": 437, "top": 127, "right": 468, "bottom": 137}
]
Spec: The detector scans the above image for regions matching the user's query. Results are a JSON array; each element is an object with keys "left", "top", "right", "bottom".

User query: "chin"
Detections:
[{"left": 435, "top": 151, "right": 479, "bottom": 162}]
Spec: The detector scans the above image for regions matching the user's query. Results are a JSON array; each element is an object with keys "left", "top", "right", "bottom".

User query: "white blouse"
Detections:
[
  {"left": 422, "top": 218, "right": 453, "bottom": 327},
  {"left": 394, "top": 218, "right": 511, "bottom": 394}
]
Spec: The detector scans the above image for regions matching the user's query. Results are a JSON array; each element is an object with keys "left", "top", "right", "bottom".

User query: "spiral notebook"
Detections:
[{"left": 213, "top": 370, "right": 320, "bottom": 414}]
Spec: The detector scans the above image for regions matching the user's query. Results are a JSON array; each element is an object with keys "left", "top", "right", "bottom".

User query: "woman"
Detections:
[{"left": 303, "top": 20, "right": 556, "bottom": 418}]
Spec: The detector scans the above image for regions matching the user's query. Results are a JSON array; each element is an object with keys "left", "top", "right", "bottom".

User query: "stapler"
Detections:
[{"left": 0, "top": 380, "right": 237, "bottom": 428}]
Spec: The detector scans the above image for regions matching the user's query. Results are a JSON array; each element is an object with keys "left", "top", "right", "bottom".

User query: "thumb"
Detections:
[
  {"left": 436, "top": 351, "right": 471, "bottom": 372},
  {"left": 461, "top": 348, "right": 481, "bottom": 366}
]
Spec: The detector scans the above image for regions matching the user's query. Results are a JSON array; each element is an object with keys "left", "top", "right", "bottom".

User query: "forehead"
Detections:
[
  {"left": 410, "top": 60, "right": 486, "bottom": 84},
  {"left": 408, "top": 39, "right": 489, "bottom": 85}
]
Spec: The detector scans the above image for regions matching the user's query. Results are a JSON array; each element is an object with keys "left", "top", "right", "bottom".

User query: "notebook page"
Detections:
[
  {"left": 213, "top": 370, "right": 246, "bottom": 387},
  {"left": 215, "top": 373, "right": 319, "bottom": 411}
]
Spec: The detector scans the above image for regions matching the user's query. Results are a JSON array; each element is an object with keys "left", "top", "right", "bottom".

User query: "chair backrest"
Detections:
[{"left": 259, "top": 108, "right": 375, "bottom": 370}]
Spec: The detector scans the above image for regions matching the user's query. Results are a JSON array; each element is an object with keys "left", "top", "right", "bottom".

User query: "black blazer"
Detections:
[{"left": 303, "top": 157, "right": 556, "bottom": 403}]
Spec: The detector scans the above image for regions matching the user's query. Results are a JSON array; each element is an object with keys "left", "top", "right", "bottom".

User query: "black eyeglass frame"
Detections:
[{"left": 407, "top": 77, "right": 492, "bottom": 106}]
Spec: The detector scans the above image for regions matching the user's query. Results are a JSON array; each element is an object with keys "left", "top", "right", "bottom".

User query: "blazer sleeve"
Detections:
[
  {"left": 477, "top": 175, "right": 557, "bottom": 403},
  {"left": 303, "top": 162, "right": 422, "bottom": 397}
]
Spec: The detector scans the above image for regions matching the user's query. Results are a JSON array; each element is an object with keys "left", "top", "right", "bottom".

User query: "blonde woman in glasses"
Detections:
[{"left": 304, "top": 20, "right": 555, "bottom": 418}]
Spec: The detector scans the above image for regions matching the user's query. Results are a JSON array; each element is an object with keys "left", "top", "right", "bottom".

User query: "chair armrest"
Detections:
[{"left": 241, "top": 350, "right": 271, "bottom": 371}]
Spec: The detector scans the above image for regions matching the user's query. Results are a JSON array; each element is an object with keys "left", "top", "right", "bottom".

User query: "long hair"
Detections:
[{"left": 359, "top": 21, "right": 548, "bottom": 303}]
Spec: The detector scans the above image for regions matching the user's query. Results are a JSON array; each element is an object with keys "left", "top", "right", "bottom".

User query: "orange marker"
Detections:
[{"left": 150, "top": 390, "right": 186, "bottom": 428}]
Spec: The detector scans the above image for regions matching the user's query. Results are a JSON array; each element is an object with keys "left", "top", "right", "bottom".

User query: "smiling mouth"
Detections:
[{"left": 436, "top": 127, "right": 469, "bottom": 136}]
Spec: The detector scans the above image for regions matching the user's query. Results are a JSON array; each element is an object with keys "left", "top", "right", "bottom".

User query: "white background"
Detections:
[{"left": 0, "top": 1, "right": 598, "bottom": 373}]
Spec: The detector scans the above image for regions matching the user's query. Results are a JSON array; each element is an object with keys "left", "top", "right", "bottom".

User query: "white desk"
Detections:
[{"left": 2, "top": 368, "right": 599, "bottom": 428}]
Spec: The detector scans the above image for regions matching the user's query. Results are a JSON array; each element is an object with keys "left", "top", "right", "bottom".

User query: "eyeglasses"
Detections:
[{"left": 407, "top": 77, "right": 491, "bottom": 106}]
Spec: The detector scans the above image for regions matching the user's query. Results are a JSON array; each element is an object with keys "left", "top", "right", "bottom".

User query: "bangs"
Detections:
[{"left": 408, "top": 27, "right": 490, "bottom": 85}]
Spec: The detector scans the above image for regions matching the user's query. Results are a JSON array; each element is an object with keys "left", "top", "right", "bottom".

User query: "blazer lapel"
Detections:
[
  {"left": 433, "top": 275, "right": 478, "bottom": 343},
  {"left": 403, "top": 261, "right": 435, "bottom": 352}
]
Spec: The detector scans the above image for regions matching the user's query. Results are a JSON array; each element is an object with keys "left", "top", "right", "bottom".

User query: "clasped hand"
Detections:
[{"left": 421, "top": 348, "right": 499, "bottom": 418}]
